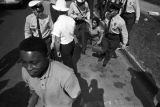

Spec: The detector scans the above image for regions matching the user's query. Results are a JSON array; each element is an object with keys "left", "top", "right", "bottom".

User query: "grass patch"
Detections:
[
  {"left": 129, "top": 13, "right": 160, "bottom": 86},
  {"left": 143, "top": 0, "right": 160, "bottom": 6}
]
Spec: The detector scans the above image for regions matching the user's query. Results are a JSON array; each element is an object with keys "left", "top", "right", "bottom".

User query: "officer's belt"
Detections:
[{"left": 106, "top": 33, "right": 120, "bottom": 40}]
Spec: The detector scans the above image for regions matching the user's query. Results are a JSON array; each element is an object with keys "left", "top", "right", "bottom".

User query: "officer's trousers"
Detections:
[{"left": 101, "top": 34, "right": 120, "bottom": 62}]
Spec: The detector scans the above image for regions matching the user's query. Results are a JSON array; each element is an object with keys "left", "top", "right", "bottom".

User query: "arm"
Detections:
[
  {"left": 73, "top": 22, "right": 78, "bottom": 44},
  {"left": 54, "top": 36, "right": 61, "bottom": 57},
  {"left": 85, "top": 2, "right": 91, "bottom": 20},
  {"left": 27, "top": 90, "right": 39, "bottom": 107},
  {"left": 134, "top": 0, "right": 140, "bottom": 23},
  {"left": 24, "top": 17, "right": 32, "bottom": 39},
  {"left": 54, "top": 36, "right": 61, "bottom": 52},
  {"left": 51, "top": 18, "right": 61, "bottom": 56},
  {"left": 63, "top": 73, "right": 81, "bottom": 100},
  {"left": 73, "top": 34, "right": 78, "bottom": 45},
  {"left": 97, "top": 26, "right": 104, "bottom": 45},
  {"left": 120, "top": 21, "right": 128, "bottom": 46}
]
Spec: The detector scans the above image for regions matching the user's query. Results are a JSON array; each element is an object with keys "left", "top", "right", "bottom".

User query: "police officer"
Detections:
[
  {"left": 68, "top": 0, "right": 91, "bottom": 54},
  {"left": 120, "top": 0, "right": 140, "bottom": 46},
  {"left": 24, "top": 0, "right": 53, "bottom": 57},
  {"left": 94, "top": 2, "right": 128, "bottom": 67}
]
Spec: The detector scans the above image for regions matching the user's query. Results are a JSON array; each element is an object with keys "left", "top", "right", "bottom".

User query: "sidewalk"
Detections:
[
  {"left": 76, "top": 47, "right": 143, "bottom": 107},
  {"left": 75, "top": 0, "right": 160, "bottom": 107}
]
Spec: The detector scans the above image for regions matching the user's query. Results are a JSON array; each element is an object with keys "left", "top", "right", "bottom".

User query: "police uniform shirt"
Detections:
[
  {"left": 24, "top": 13, "right": 53, "bottom": 39},
  {"left": 106, "top": 14, "right": 128, "bottom": 45},
  {"left": 121, "top": 0, "right": 140, "bottom": 21},
  {"left": 68, "top": 1, "right": 90, "bottom": 20}
]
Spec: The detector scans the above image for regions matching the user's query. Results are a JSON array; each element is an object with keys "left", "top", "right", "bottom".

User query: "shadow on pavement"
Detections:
[
  {"left": 0, "top": 20, "right": 4, "bottom": 24},
  {"left": 128, "top": 67, "right": 158, "bottom": 107},
  {"left": 72, "top": 44, "right": 82, "bottom": 73},
  {"left": 73, "top": 74, "right": 105, "bottom": 107},
  {"left": 0, "top": 48, "right": 20, "bottom": 77},
  {"left": 0, "top": 81, "right": 30, "bottom": 107},
  {"left": 0, "top": 79, "right": 9, "bottom": 92}
]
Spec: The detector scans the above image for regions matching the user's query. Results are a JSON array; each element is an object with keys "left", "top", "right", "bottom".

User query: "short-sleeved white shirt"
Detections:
[
  {"left": 22, "top": 61, "right": 81, "bottom": 107},
  {"left": 51, "top": 15, "right": 75, "bottom": 45}
]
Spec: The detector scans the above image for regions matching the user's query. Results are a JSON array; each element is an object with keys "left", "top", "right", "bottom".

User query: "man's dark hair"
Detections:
[
  {"left": 92, "top": 17, "right": 100, "bottom": 26},
  {"left": 19, "top": 37, "right": 48, "bottom": 57}
]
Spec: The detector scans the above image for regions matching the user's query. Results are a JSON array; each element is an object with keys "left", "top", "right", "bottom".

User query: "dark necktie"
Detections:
[
  {"left": 104, "top": 18, "right": 112, "bottom": 37},
  {"left": 107, "top": 17, "right": 112, "bottom": 33},
  {"left": 37, "top": 16, "right": 42, "bottom": 39}
]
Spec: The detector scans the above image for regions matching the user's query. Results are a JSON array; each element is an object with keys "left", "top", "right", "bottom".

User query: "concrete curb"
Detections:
[
  {"left": 118, "top": 48, "right": 145, "bottom": 72},
  {"left": 118, "top": 48, "right": 159, "bottom": 105}
]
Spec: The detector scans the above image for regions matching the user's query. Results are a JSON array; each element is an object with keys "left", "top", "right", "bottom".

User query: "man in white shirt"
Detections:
[{"left": 51, "top": 0, "right": 78, "bottom": 72}]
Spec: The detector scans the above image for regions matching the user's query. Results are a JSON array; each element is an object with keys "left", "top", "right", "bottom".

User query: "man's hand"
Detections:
[
  {"left": 57, "top": 51, "right": 61, "bottom": 57},
  {"left": 120, "top": 42, "right": 126, "bottom": 49},
  {"left": 121, "top": 44, "right": 126, "bottom": 49},
  {"left": 74, "top": 36, "right": 78, "bottom": 44}
]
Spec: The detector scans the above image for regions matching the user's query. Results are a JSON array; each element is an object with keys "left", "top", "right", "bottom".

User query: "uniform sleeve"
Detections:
[
  {"left": 85, "top": 2, "right": 91, "bottom": 20},
  {"left": 63, "top": 73, "right": 81, "bottom": 99},
  {"left": 51, "top": 19, "right": 62, "bottom": 38},
  {"left": 119, "top": 20, "right": 128, "bottom": 45},
  {"left": 68, "top": 2, "right": 78, "bottom": 19},
  {"left": 134, "top": 0, "right": 140, "bottom": 21},
  {"left": 24, "top": 17, "right": 32, "bottom": 39}
]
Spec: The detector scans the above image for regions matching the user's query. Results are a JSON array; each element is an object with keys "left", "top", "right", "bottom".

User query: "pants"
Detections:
[
  {"left": 121, "top": 12, "right": 136, "bottom": 44},
  {"left": 75, "top": 21, "right": 90, "bottom": 52},
  {"left": 101, "top": 34, "right": 120, "bottom": 61},
  {"left": 43, "top": 35, "right": 52, "bottom": 57},
  {"left": 86, "top": 0, "right": 94, "bottom": 19},
  {"left": 60, "top": 40, "right": 75, "bottom": 70}
]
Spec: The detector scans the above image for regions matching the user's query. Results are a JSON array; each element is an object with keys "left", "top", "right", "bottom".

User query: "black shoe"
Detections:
[
  {"left": 92, "top": 52, "right": 100, "bottom": 57},
  {"left": 98, "top": 57, "right": 104, "bottom": 62},
  {"left": 102, "top": 59, "right": 109, "bottom": 67}
]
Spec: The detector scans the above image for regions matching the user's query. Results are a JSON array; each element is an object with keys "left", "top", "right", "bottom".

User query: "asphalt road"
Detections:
[{"left": 0, "top": 7, "right": 30, "bottom": 107}]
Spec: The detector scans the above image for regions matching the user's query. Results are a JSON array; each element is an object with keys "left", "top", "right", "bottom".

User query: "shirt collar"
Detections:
[{"left": 40, "top": 63, "right": 51, "bottom": 80}]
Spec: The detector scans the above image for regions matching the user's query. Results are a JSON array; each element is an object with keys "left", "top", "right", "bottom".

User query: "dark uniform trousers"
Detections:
[
  {"left": 60, "top": 40, "right": 75, "bottom": 70},
  {"left": 75, "top": 20, "right": 90, "bottom": 53},
  {"left": 101, "top": 33, "right": 120, "bottom": 61}
]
